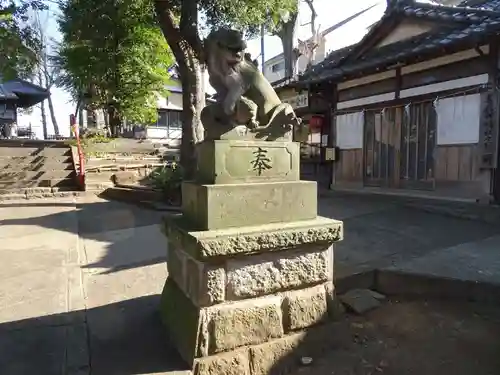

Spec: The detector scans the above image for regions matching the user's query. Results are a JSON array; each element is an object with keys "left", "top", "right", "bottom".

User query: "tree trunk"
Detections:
[
  {"left": 47, "top": 94, "right": 59, "bottom": 137},
  {"left": 37, "top": 71, "right": 48, "bottom": 140},
  {"left": 277, "top": 14, "right": 299, "bottom": 79},
  {"left": 103, "top": 109, "right": 109, "bottom": 128},
  {"left": 107, "top": 106, "right": 121, "bottom": 137},
  {"left": 177, "top": 55, "right": 205, "bottom": 179},
  {"left": 155, "top": 0, "right": 205, "bottom": 179}
]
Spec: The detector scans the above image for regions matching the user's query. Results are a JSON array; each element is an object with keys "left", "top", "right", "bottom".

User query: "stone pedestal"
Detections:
[{"left": 160, "top": 139, "right": 343, "bottom": 375}]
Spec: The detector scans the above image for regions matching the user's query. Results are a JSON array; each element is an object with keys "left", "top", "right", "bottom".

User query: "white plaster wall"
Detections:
[
  {"left": 435, "top": 94, "right": 481, "bottom": 145},
  {"left": 156, "top": 91, "right": 183, "bottom": 111},
  {"left": 146, "top": 126, "right": 182, "bottom": 140},
  {"left": 264, "top": 56, "right": 286, "bottom": 83}
]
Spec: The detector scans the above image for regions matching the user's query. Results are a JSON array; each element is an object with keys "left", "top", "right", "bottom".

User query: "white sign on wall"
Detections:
[
  {"left": 435, "top": 93, "right": 481, "bottom": 145},
  {"left": 282, "top": 93, "right": 308, "bottom": 109},
  {"left": 336, "top": 111, "right": 364, "bottom": 149}
]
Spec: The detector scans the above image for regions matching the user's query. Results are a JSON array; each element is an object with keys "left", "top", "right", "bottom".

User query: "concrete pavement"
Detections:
[
  {"left": 321, "top": 192, "right": 500, "bottom": 282},
  {"left": 0, "top": 192, "right": 499, "bottom": 374}
]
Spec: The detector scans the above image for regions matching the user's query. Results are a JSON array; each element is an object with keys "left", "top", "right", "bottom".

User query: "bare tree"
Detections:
[
  {"left": 36, "top": 68, "right": 48, "bottom": 139},
  {"left": 272, "top": 0, "right": 317, "bottom": 79},
  {"left": 32, "top": 11, "right": 60, "bottom": 138},
  {"left": 298, "top": 2, "right": 380, "bottom": 69},
  {"left": 300, "top": 0, "right": 319, "bottom": 68}
]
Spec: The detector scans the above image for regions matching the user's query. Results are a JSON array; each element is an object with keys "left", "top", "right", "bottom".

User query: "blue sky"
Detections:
[{"left": 18, "top": 0, "right": 386, "bottom": 138}]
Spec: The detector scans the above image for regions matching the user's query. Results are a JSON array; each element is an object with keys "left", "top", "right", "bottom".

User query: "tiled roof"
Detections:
[
  {"left": 459, "top": 0, "right": 500, "bottom": 11},
  {"left": 298, "top": 0, "right": 500, "bottom": 84},
  {"left": 0, "top": 84, "right": 18, "bottom": 100},
  {"left": 1, "top": 79, "right": 48, "bottom": 96}
]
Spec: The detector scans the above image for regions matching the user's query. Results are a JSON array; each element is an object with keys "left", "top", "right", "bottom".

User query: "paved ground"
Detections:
[
  {"left": 1, "top": 192, "right": 500, "bottom": 374},
  {"left": 321, "top": 192, "right": 500, "bottom": 281}
]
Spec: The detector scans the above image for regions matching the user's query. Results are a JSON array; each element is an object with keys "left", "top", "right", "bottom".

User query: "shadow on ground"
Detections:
[
  {"left": 0, "top": 199, "right": 170, "bottom": 274},
  {"left": 3, "top": 192, "right": 500, "bottom": 278},
  {"left": 0, "top": 294, "right": 190, "bottom": 375},
  {"left": 2, "top": 194, "right": 500, "bottom": 375}
]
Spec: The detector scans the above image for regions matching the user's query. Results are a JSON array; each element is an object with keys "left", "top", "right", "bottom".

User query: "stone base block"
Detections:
[
  {"left": 167, "top": 240, "right": 334, "bottom": 307},
  {"left": 165, "top": 216, "right": 343, "bottom": 260},
  {"left": 182, "top": 180, "right": 318, "bottom": 230},
  {"left": 160, "top": 279, "right": 342, "bottom": 371},
  {"left": 196, "top": 140, "right": 300, "bottom": 185},
  {"left": 192, "top": 317, "right": 344, "bottom": 375}
]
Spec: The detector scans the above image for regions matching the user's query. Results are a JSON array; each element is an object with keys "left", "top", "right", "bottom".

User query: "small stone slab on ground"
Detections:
[
  {"left": 339, "top": 289, "right": 386, "bottom": 314},
  {"left": 113, "top": 171, "right": 138, "bottom": 185}
]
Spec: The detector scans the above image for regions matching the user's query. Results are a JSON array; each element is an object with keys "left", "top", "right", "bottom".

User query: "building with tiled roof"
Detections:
[
  {"left": 281, "top": 0, "right": 500, "bottom": 202},
  {"left": 298, "top": 0, "right": 500, "bottom": 84},
  {"left": 0, "top": 79, "right": 49, "bottom": 138}
]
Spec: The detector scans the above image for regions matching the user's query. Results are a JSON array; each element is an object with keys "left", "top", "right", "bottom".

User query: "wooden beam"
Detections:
[
  {"left": 337, "top": 92, "right": 396, "bottom": 110},
  {"left": 399, "top": 74, "right": 488, "bottom": 99},
  {"left": 401, "top": 46, "right": 489, "bottom": 75},
  {"left": 337, "top": 70, "right": 396, "bottom": 91}
]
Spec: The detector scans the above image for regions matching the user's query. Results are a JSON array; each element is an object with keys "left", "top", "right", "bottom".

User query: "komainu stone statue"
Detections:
[{"left": 202, "top": 28, "right": 307, "bottom": 141}]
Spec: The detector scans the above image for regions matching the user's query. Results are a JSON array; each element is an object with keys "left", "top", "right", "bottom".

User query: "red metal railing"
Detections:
[{"left": 70, "top": 114, "right": 85, "bottom": 187}]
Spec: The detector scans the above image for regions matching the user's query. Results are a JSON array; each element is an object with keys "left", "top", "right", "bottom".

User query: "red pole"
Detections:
[{"left": 70, "top": 114, "right": 85, "bottom": 186}]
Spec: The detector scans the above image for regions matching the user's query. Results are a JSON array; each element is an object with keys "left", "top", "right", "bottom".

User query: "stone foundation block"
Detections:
[
  {"left": 325, "top": 282, "right": 346, "bottom": 320},
  {"left": 180, "top": 321, "right": 344, "bottom": 375},
  {"left": 226, "top": 246, "right": 333, "bottom": 300},
  {"left": 182, "top": 180, "right": 317, "bottom": 230},
  {"left": 283, "top": 284, "right": 329, "bottom": 332},
  {"left": 185, "top": 256, "right": 225, "bottom": 306},
  {"left": 249, "top": 334, "right": 302, "bottom": 375},
  {"left": 209, "top": 296, "right": 284, "bottom": 354},
  {"left": 194, "top": 350, "right": 251, "bottom": 375},
  {"left": 196, "top": 140, "right": 300, "bottom": 185},
  {"left": 165, "top": 216, "right": 343, "bottom": 260},
  {"left": 248, "top": 323, "right": 340, "bottom": 375},
  {"left": 160, "top": 278, "right": 202, "bottom": 365},
  {"left": 167, "top": 245, "right": 225, "bottom": 306},
  {"left": 161, "top": 280, "right": 285, "bottom": 364},
  {"left": 167, "top": 241, "right": 186, "bottom": 289}
]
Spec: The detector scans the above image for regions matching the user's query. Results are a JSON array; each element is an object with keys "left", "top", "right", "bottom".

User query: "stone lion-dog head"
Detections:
[{"left": 204, "top": 28, "right": 248, "bottom": 78}]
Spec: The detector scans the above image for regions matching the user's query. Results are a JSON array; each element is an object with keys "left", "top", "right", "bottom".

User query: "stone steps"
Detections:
[
  {"left": 0, "top": 155, "right": 73, "bottom": 164},
  {"left": 0, "top": 142, "right": 80, "bottom": 194},
  {"left": 0, "top": 163, "right": 74, "bottom": 171},
  {"left": 83, "top": 155, "right": 168, "bottom": 192},
  {"left": 0, "top": 147, "right": 72, "bottom": 157},
  {"left": 0, "top": 169, "right": 75, "bottom": 180},
  {"left": 0, "top": 177, "right": 77, "bottom": 189},
  {"left": 0, "top": 186, "right": 87, "bottom": 201}
]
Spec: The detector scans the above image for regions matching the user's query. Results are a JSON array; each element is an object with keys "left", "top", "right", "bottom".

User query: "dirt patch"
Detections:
[{"left": 293, "top": 298, "right": 500, "bottom": 375}]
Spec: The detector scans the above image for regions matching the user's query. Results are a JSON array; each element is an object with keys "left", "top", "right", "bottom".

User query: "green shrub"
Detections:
[
  {"left": 66, "top": 128, "right": 113, "bottom": 156},
  {"left": 149, "top": 162, "right": 184, "bottom": 205}
]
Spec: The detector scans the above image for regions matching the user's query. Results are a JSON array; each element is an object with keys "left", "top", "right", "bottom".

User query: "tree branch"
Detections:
[
  {"left": 179, "top": 0, "right": 203, "bottom": 61},
  {"left": 154, "top": 0, "right": 181, "bottom": 44},
  {"left": 304, "top": 0, "right": 317, "bottom": 36},
  {"left": 154, "top": 0, "right": 203, "bottom": 61}
]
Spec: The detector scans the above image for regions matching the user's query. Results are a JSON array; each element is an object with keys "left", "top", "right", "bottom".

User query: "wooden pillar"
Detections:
[{"left": 487, "top": 41, "right": 500, "bottom": 201}]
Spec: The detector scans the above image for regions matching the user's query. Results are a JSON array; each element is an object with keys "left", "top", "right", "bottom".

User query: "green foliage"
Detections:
[
  {"left": 55, "top": 0, "right": 174, "bottom": 125},
  {"left": 157, "top": 0, "right": 297, "bottom": 39},
  {"left": 0, "top": 0, "right": 46, "bottom": 79},
  {"left": 149, "top": 162, "right": 184, "bottom": 193},
  {"left": 202, "top": 0, "right": 297, "bottom": 37},
  {"left": 66, "top": 129, "right": 112, "bottom": 157}
]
